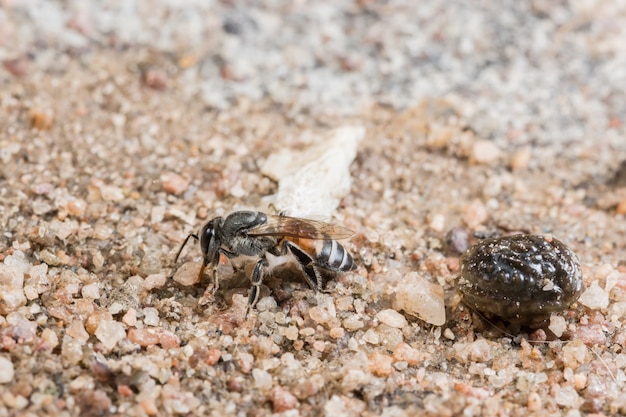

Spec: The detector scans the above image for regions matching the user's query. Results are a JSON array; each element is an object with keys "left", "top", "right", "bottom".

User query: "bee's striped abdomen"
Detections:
[{"left": 318, "top": 239, "right": 353, "bottom": 271}]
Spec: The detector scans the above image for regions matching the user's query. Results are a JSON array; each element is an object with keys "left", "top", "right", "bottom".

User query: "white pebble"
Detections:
[
  {"left": 342, "top": 314, "right": 364, "bottom": 331},
  {"left": 608, "top": 302, "right": 626, "bottom": 321},
  {"left": 4, "top": 251, "right": 31, "bottom": 274},
  {"left": 454, "top": 339, "right": 494, "bottom": 363},
  {"left": 81, "top": 283, "right": 100, "bottom": 299},
  {"left": 252, "top": 368, "right": 273, "bottom": 391},
  {"left": 0, "top": 261, "right": 27, "bottom": 314},
  {"left": 108, "top": 302, "right": 125, "bottom": 315},
  {"left": 549, "top": 314, "right": 567, "bottom": 338},
  {"left": 6, "top": 313, "right": 37, "bottom": 340},
  {"left": 429, "top": 213, "right": 445, "bottom": 232},
  {"left": 173, "top": 261, "right": 202, "bottom": 286},
  {"left": 143, "top": 274, "right": 166, "bottom": 290},
  {"left": 578, "top": 281, "right": 609, "bottom": 310},
  {"left": 150, "top": 206, "right": 166, "bottom": 224},
  {"left": 392, "top": 272, "right": 446, "bottom": 326},
  {"left": 283, "top": 326, "right": 299, "bottom": 341},
  {"left": 510, "top": 147, "right": 531, "bottom": 170},
  {"left": 99, "top": 185, "right": 124, "bottom": 202},
  {"left": 0, "top": 288, "right": 27, "bottom": 314},
  {"left": 308, "top": 294, "right": 337, "bottom": 325},
  {"left": 64, "top": 283, "right": 80, "bottom": 295},
  {"left": 41, "top": 328, "right": 59, "bottom": 348},
  {"left": 122, "top": 308, "right": 138, "bottom": 326},
  {"left": 462, "top": 199, "right": 489, "bottom": 229},
  {"left": 23, "top": 285, "right": 39, "bottom": 301},
  {"left": 443, "top": 328, "right": 455, "bottom": 340},
  {"left": 142, "top": 307, "right": 160, "bottom": 326},
  {"left": 230, "top": 181, "right": 246, "bottom": 198},
  {"left": 555, "top": 385, "right": 581, "bottom": 407},
  {"left": 95, "top": 319, "right": 126, "bottom": 350},
  {"left": 489, "top": 369, "right": 515, "bottom": 388},
  {"left": 29, "top": 303, "right": 41, "bottom": 315},
  {"left": 605, "top": 270, "right": 622, "bottom": 293},
  {"left": 362, "top": 329, "right": 380, "bottom": 345},
  {"left": 323, "top": 396, "right": 345, "bottom": 416},
  {"left": 26, "top": 263, "right": 49, "bottom": 299},
  {"left": 470, "top": 140, "right": 501, "bottom": 165},
  {"left": 92, "top": 250, "right": 104, "bottom": 270},
  {"left": 256, "top": 296, "right": 278, "bottom": 312},
  {"left": 93, "top": 224, "right": 113, "bottom": 240},
  {"left": 238, "top": 352, "right": 255, "bottom": 373},
  {"left": 61, "top": 335, "right": 83, "bottom": 365},
  {"left": 340, "top": 370, "right": 369, "bottom": 392},
  {"left": 69, "top": 375, "right": 95, "bottom": 392},
  {"left": 0, "top": 356, "right": 14, "bottom": 383},
  {"left": 161, "top": 172, "right": 190, "bottom": 195},
  {"left": 28, "top": 263, "right": 48, "bottom": 283},
  {"left": 376, "top": 309, "right": 408, "bottom": 329}
]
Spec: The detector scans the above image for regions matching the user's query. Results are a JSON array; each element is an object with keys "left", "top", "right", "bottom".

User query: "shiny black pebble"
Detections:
[{"left": 458, "top": 234, "right": 584, "bottom": 323}]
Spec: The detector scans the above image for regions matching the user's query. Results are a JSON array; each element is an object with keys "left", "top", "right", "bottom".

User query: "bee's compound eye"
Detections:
[{"left": 200, "top": 220, "right": 216, "bottom": 256}]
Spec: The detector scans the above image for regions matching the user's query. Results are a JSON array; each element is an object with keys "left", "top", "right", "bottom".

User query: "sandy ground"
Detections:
[{"left": 2, "top": 1, "right": 626, "bottom": 416}]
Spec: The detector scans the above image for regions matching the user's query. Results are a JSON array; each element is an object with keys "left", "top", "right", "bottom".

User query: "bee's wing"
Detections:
[{"left": 248, "top": 215, "right": 353, "bottom": 240}]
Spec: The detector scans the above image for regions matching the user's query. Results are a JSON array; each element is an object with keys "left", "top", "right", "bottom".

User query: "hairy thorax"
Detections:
[{"left": 227, "top": 234, "right": 277, "bottom": 257}]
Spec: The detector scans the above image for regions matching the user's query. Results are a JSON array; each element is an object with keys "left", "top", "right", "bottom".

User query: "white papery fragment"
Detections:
[{"left": 261, "top": 126, "right": 364, "bottom": 217}]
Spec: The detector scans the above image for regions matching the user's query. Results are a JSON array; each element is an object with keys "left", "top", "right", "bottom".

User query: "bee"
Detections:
[{"left": 174, "top": 211, "right": 355, "bottom": 310}]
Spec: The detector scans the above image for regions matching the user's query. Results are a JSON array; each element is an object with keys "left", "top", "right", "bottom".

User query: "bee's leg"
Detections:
[
  {"left": 284, "top": 241, "right": 323, "bottom": 292},
  {"left": 207, "top": 248, "right": 239, "bottom": 294},
  {"left": 210, "top": 264, "right": 220, "bottom": 294},
  {"left": 198, "top": 261, "right": 207, "bottom": 284},
  {"left": 194, "top": 255, "right": 219, "bottom": 294},
  {"left": 247, "top": 257, "right": 269, "bottom": 316}
]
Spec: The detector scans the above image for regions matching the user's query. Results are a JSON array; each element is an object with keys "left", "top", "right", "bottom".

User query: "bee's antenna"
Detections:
[
  {"left": 174, "top": 233, "right": 199, "bottom": 265},
  {"left": 267, "top": 202, "right": 287, "bottom": 216}
]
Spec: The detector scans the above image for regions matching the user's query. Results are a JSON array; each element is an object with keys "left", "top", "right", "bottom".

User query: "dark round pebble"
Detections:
[
  {"left": 458, "top": 234, "right": 584, "bottom": 323},
  {"left": 444, "top": 227, "right": 470, "bottom": 255}
]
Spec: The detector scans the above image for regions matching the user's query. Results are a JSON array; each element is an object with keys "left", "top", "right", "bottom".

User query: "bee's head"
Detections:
[{"left": 200, "top": 217, "right": 223, "bottom": 263}]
